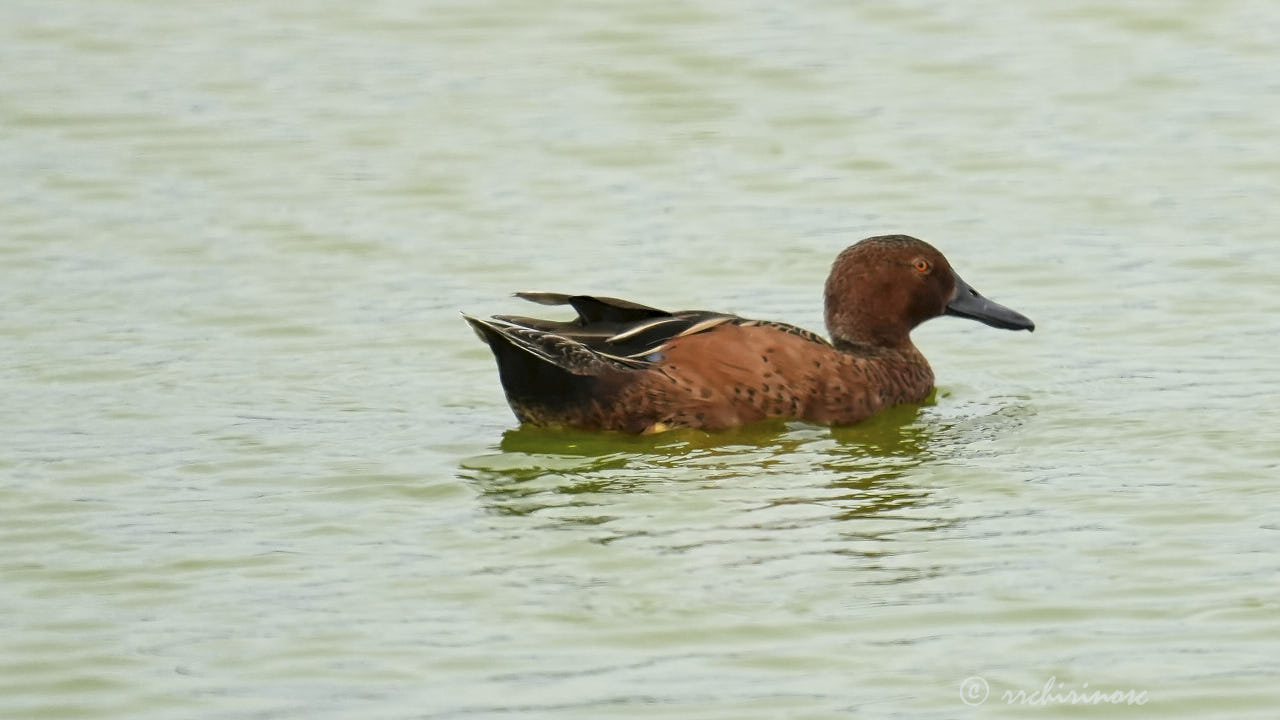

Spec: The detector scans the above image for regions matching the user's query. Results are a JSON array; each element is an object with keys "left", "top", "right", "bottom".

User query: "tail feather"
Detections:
[{"left": 462, "top": 314, "right": 638, "bottom": 425}]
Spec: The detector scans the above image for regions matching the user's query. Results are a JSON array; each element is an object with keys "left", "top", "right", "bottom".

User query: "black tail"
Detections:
[{"left": 463, "top": 315, "right": 636, "bottom": 425}]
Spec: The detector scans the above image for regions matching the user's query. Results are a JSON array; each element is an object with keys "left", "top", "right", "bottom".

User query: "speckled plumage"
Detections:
[{"left": 464, "top": 235, "right": 1034, "bottom": 432}]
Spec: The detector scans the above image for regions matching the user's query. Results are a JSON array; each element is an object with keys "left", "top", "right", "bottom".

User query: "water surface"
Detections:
[{"left": 2, "top": 1, "right": 1278, "bottom": 718}]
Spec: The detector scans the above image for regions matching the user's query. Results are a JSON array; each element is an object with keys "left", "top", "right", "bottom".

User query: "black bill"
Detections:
[{"left": 945, "top": 272, "right": 1035, "bottom": 332}]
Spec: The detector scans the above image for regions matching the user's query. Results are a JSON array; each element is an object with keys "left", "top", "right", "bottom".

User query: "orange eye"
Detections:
[{"left": 913, "top": 259, "right": 931, "bottom": 273}]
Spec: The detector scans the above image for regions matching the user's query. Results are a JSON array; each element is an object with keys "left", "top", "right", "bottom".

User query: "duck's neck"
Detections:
[{"left": 833, "top": 337, "right": 935, "bottom": 404}]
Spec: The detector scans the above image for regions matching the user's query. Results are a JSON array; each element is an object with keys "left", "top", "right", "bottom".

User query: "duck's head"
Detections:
[{"left": 824, "top": 234, "right": 1035, "bottom": 349}]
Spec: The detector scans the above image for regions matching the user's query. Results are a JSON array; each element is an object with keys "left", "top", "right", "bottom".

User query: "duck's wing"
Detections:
[
  {"left": 492, "top": 293, "right": 740, "bottom": 359},
  {"left": 466, "top": 294, "right": 836, "bottom": 430},
  {"left": 463, "top": 315, "right": 649, "bottom": 374},
  {"left": 508, "top": 292, "right": 669, "bottom": 322}
]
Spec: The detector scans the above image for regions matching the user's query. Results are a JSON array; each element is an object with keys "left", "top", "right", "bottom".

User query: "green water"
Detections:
[{"left": 3, "top": 1, "right": 1278, "bottom": 718}]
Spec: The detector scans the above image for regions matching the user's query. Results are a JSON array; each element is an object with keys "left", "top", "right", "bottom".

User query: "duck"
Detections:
[{"left": 464, "top": 234, "right": 1034, "bottom": 433}]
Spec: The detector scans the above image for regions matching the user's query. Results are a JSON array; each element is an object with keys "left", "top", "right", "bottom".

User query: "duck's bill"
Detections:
[{"left": 945, "top": 273, "right": 1035, "bottom": 332}]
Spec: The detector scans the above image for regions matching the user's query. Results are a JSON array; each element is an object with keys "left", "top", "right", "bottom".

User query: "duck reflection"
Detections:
[
  {"left": 458, "top": 398, "right": 958, "bottom": 526},
  {"left": 455, "top": 394, "right": 1033, "bottom": 590}
]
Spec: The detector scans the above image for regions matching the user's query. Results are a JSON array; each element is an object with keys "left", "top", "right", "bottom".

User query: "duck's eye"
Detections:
[{"left": 912, "top": 259, "right": 931, "bottom": 273}]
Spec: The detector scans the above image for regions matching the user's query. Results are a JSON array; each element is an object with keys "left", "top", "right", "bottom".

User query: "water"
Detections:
[{"left": 3, "top": 1, "right": 1278, "bottom": 718}]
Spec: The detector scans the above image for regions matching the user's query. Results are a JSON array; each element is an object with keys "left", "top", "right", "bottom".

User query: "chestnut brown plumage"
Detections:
[{"left": 464, "top": 235, "right": 1033, "bottom": 432}]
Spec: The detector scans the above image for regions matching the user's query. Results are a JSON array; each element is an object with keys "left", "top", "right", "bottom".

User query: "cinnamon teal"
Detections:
[{"left": 464, "top": 234, "right": 1034, "bottom": 433}]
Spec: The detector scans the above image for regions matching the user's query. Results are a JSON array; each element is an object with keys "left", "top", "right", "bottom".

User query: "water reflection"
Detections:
[
  {"left": 479, "top": 397, "right": 939, "bottom": 460},
  {"left": 457, "top": 402, "right": 958, "bottom": 534},
  {"left": 457, "top": 394, "right": 1037, "bottom": 557}
]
